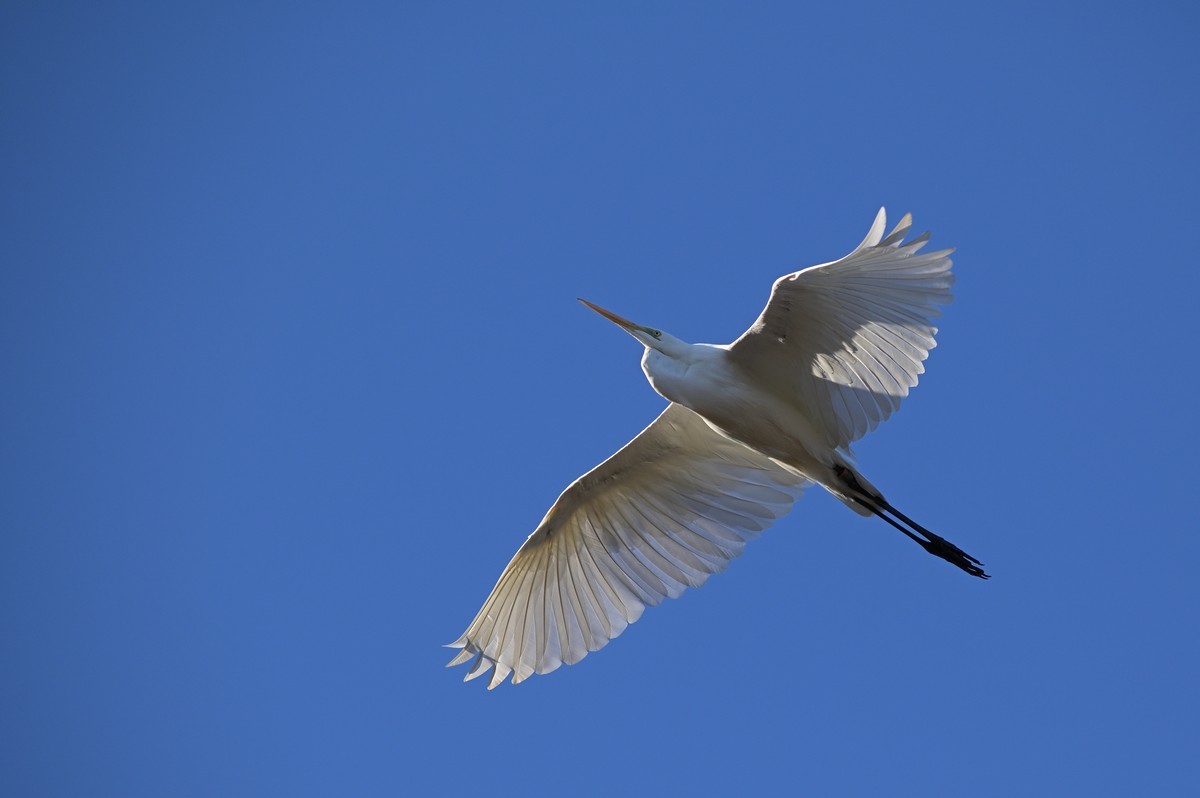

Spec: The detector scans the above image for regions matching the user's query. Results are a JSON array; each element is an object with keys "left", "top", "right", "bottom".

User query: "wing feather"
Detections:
[
  {"left": 446, "top": 404, "right": 809, "bottom": 687},
  {"left": 728, "top": 208, "right": 954, "bottom": 450}
]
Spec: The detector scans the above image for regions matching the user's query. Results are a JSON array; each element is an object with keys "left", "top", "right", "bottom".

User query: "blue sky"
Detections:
[{"left": 3, "top": 2, "right": 1198, "bottom": 795}]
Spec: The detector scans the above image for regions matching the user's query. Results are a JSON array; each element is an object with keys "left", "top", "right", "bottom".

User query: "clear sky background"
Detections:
[{"left": 3, "top": 2, "right": 1198, "bottom": 796}]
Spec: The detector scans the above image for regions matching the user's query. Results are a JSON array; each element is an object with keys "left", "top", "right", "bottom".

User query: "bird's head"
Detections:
[{"left": 578, "top": 298, "right": 685, "bottom": 355}]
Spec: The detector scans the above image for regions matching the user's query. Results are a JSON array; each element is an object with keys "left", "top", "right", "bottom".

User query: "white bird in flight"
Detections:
[{"left": 447, "top": 209, "right": 985, "bottom": 689}]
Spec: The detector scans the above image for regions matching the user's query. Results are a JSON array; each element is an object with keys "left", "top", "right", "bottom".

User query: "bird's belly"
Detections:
[
  {"left": 655, "top": 361, "right": 835, "bottom": 480},
  {"left": 702, "top": 394, "right": 830, "bottom": 475}
]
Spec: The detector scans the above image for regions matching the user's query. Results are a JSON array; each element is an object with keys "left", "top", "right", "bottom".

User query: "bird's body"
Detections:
[
  {"left": 643, "top": 341, "right": 853, "bottom": 502},
  {"left": 448, "top": 209, "right": 985, "bottom": 688}
]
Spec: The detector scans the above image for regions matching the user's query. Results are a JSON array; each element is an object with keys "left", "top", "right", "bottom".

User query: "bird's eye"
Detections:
[{"left": 651, "top": 330, "right": 662, "bottom": 339}]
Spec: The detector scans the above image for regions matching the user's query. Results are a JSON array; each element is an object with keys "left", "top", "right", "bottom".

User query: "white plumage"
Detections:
[{"left": 448, "top": 209, "right": 983, "bottom": 689}]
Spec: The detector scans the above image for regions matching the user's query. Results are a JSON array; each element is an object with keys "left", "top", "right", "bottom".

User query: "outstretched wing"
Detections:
[
  {"left": 728, "top": 208, "right": 954, "bottom": 451},
  {"left": 447, "top": 404, "right": 809, "bottom": 688}
]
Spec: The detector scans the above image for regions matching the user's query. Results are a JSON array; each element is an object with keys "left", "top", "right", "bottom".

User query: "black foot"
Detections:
[{"left": 919, "top": 533, "right": 989, "bottom": 579}]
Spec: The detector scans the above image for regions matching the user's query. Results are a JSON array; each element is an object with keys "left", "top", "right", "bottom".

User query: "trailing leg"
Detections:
[{"left": 832, "top": 464, "right": 989, "bottom": 579}]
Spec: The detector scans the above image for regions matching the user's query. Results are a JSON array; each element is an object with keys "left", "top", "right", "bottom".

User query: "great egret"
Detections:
[{"left": 447, "top": 209, "right": 984, "bottom": 689}]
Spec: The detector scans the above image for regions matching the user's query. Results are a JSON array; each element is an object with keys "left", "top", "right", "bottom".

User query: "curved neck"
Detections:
[{"left": 640, "top": 342, "right": 725, "bottom": 406}]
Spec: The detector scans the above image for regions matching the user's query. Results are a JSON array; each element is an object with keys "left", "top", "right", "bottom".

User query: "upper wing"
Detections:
[
  {"left": 446, "top": 403, "right": 810, "bottom": 688},
  {"left": 727, "top": 208, "right": 954, "bottom": 451}
]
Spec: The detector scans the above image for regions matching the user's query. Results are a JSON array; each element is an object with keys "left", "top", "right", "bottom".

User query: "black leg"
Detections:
[
  {"left": 875, "top": 500, "right": 989, "bottom": 579},
  {"left": 839, "top": 466, "right": 989, "bottom": 579}
]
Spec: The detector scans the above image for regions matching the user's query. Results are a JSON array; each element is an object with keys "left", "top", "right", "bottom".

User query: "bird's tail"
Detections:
[{"left": 832, "top": 464, "right": 989, "bottom": 579}]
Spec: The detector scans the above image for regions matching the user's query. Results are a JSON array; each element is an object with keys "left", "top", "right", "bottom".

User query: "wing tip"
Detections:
[
  {"left": 445, "top": 647, "right": 476, "bottom": 668},
  {"left": 855, "top": 207, "right": 888, "bottom": 252},
  {"left": 485, "top": 661, "right": 512, "bottom": 689}
]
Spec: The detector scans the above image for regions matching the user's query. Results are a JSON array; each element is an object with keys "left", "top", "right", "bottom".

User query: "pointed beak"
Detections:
[{"left": 578, "top": 298, "right": 641, "bottom": 334}]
